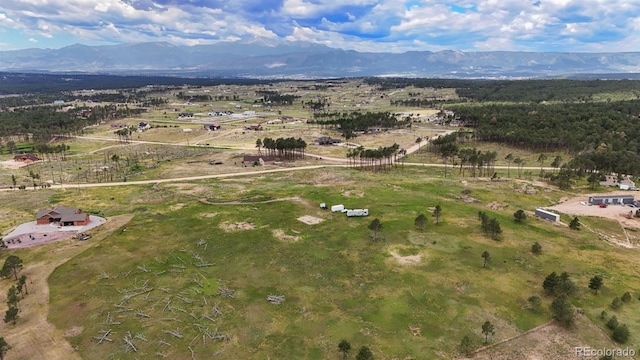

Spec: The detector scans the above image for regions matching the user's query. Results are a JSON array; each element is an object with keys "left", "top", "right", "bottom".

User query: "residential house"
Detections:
[
  {"left": 244, "top": 124, "right": 263, "bottom": 131},
  {"left": 35, "top": 206, "right": 90, "bottom": 226},
  {"left": 13, "top": 153, "right": 40, "bottom": 163}
]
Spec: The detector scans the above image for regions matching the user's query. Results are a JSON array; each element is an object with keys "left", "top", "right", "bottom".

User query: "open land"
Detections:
[{"left": 0, "top": 79, "right": 639, "bottom": 360}]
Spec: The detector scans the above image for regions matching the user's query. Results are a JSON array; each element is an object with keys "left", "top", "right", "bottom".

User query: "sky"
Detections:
[{"left": 0, "top": 0, "right": 639, "bottom": 53}]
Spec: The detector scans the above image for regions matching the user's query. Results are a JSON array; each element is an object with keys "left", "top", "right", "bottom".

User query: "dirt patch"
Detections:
[
  {"left": 389, "top": 250, "right": 422, "bottom": 265},
  {"left": 342, "top": 189, "right": 364, "bottom": 197},
  {"left": 297, "top": 215, "right": 324, "bottom": 225},
  {"left": 63, "top": 326, "right": 84, "bottom": 337},
  {"left": 202, "top": 212, "right": 218, "bottom": 218},
  {"left": 169, "top": 203, "right": 186, "bottom": 211},
  {"left": 219, "top": 222, "right": 255, "bottom": 231},
  {"left": 0, "top": 159, "right": 31, "bottom": 170},
  {"left": 450, "top": 193, "right": 481, "bottom": 203},
  {"left": 487, "top": 201, "right": 508, "bottom": 211},
  {"left": 272, "top": 229, "right": 300, "bottom": 242},
  {"left": 469, "top": 315, "right": 617, "bottom": 360}
]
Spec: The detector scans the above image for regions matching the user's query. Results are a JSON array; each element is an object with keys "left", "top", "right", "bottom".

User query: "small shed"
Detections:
[{"left": 535, "top": 208, "right": 560, "bottom": 222}]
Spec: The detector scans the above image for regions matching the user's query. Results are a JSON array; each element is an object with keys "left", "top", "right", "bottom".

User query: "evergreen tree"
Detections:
[
  {"left": 414, "top": 214, "right": 427, "bottom": 230},
  {"left": 433, "top": 205, "right": 442, "bottom": 224},
  {"left": 588, "top": 275, "right": 603, "bottom": 294},
  {"left": 531, "top": 242, "right": 542, "bottom": 254},
  {"left": 569, "top": 217, "right": 580, "bottom": 230},
  {"left": 356, "top": 346, "right": 374, "bottom": 360},
  {"left": 481, "top": 321, "right": 495, "bottom": 344},
  {"left": 338, "top": 340, "right": 351, "bottom": 358},
  {"left": 550, "top": 294, "right": 574, "bottom": 327}
]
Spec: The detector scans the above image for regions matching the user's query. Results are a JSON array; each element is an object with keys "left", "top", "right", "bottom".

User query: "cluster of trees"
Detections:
[
  {"left": 303, "top": 98, "right": 331, "bottom": 113},
  {"left": 309, "top": 111, "right": 410, "bottom": 140},
  {"left": 257, "top": 137, "right": 307, "bottom": 160},
  {"left": 603, "top": 290, "right": 635, "bottom": 344},
  {"left": 337, "top": 340, "right": 374, "bottom": 359},
  {"left": 346, "top": 143, "right": 401, "bottom": 172},
  {"left": 366, "top": 77, "right": 640, "bottom": 103},
  {"left": 33, "top": 143, "right": 70, "bottom": 161},
  {"left": 541, "top": 271, "right": 579, "bottom": 327},
  {"left": 255, "top": 90, "right": 300, "bottom": 105},
  {"left": 427, "top": 133, "right": 499, "bottom": 177},
  {"left": 450, "top": 99, "right": 640, "bottom": 175},
  {"left": 390, "top": 98, "right": 440, "bottom": 108},
  {"left": 0, "top": 72, "right": 268, "bottom": 95},
  {"left": 458, "top": 320, "right": 497, "bottom": 356},
  {"left": 0, "top": 104, "right": 143, "bottom": 147},
  {"left": 478, "top": 211, "right": 502, "bottom": 240},
  {"left": 176, "top": 92, "right": 211, "bottom": 102},
  {"left": 414, "top": 206, "right": 442, "bottom": 230},
  {"left": 1, "top": 255, "right": 26, "bottom": 326}
]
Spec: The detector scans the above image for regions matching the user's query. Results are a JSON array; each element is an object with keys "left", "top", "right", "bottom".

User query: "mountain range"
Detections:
[{"left": 1, "top": 39, "right": 640, "bottom": 79}]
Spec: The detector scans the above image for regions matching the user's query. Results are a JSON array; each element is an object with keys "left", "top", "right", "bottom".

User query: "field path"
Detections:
[{"left": 0, "top": 215, "right": 134, "bottom": 360}]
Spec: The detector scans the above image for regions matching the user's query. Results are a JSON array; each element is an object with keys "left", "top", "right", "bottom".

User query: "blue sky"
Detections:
[{"left": 1, "top": 0, "right": 639, "bottom": 52}]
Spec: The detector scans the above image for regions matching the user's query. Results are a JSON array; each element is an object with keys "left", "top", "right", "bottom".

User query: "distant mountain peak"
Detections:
[{"left": 1, "top": 41, "right": 639, "bottom": 78}]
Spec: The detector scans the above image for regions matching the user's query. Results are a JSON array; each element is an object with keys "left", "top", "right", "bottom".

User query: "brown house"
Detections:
[
  {"left": 13, "top": 153, "right": 41, "bottom": 163},
  {"left": 244, "top": 124, "right": 262, "bottom": 131},
  {"left": 36, "top": 206, "right": 90, "bottom": 226}
]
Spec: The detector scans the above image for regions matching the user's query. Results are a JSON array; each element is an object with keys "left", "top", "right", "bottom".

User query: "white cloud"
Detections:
[{"left": 0, "top": 0, "right": 639, "bottom": 52}]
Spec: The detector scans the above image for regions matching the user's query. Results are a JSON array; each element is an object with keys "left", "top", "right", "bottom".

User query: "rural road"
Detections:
[{"left": 2, "top": 131, "right": 553, "bottom": 191}]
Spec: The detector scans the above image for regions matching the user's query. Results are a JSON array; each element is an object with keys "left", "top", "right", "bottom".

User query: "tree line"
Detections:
[
  {"left": 257, "top": 137, "right": 307, "bottom": 160},
  {"left": 309, "top": 111, "right": 410, "bottom": 140}
]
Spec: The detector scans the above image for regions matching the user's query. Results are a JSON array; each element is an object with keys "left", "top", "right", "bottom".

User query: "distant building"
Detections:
[
  {"left": 315, "top": 136, "right": 341, "bottom": 145},
  {"left": 204, "top": 124, "right": 221, "bottom": 131},
  {"left": 244, "top": 124, "right": 262, "bottom": 131},
  {"left": 588, "top": 195, "right": 635, "bottom": 205},
  {"left": 13, "top": 153, "right": 40, "bottom": 163}
]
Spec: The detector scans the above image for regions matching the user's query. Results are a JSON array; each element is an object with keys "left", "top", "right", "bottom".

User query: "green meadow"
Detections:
[{"left": 35, "top": 167, "right": 640, "bottom": 359}]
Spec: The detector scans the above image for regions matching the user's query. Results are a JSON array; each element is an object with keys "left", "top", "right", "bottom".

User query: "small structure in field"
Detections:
[
  {"left": 588, "top": 195, "right": 634, "bottom": 206},
  {"left": 244, "top": 124, "right": 262, "bottom": 131},
  {"left": 331, "top": 204, "right": 345, "bottom": 212},
  {"left": 204, "top": 123, "right": 221, "bottom": 131},
  {"left": 535, "top": 208, "right": 560, "bottom": 222},
  {"left": 346, "top": 209, "right": 369, "bottom": 217},
  {"left": 242, "top": 155, "right": 279, "bottom": 166}
]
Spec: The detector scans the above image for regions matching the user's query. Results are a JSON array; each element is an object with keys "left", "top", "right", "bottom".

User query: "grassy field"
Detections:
[
  {"left": 2, "top": 167, "right": 627, "bottom": 359},
  {"left": 2, "top": 79, "right": 640, "bottom": 359}
]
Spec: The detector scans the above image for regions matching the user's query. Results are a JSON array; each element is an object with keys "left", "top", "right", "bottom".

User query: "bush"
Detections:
[
  {"left": 611, "top": 297, "right": 623, "bottom": 309},
  {"left": 612, "top": 324, "right": 630, "bottom": 343},
  {"left": 621, "top": 292, "right": 632, "bottom": 302},
  {"left": 606, "top": 315, "right": 618, "bottom": 330},
  {"left": 600, "top": 310, "right": 608, "bottom": 320}
]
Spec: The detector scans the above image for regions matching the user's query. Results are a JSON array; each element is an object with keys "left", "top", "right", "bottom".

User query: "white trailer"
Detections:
[
  {"left": 331, "top": 204, "right": 345, "bottom": 212},
  {"left": 346, "top": 209, "right": 369, "bottom": 217}
]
